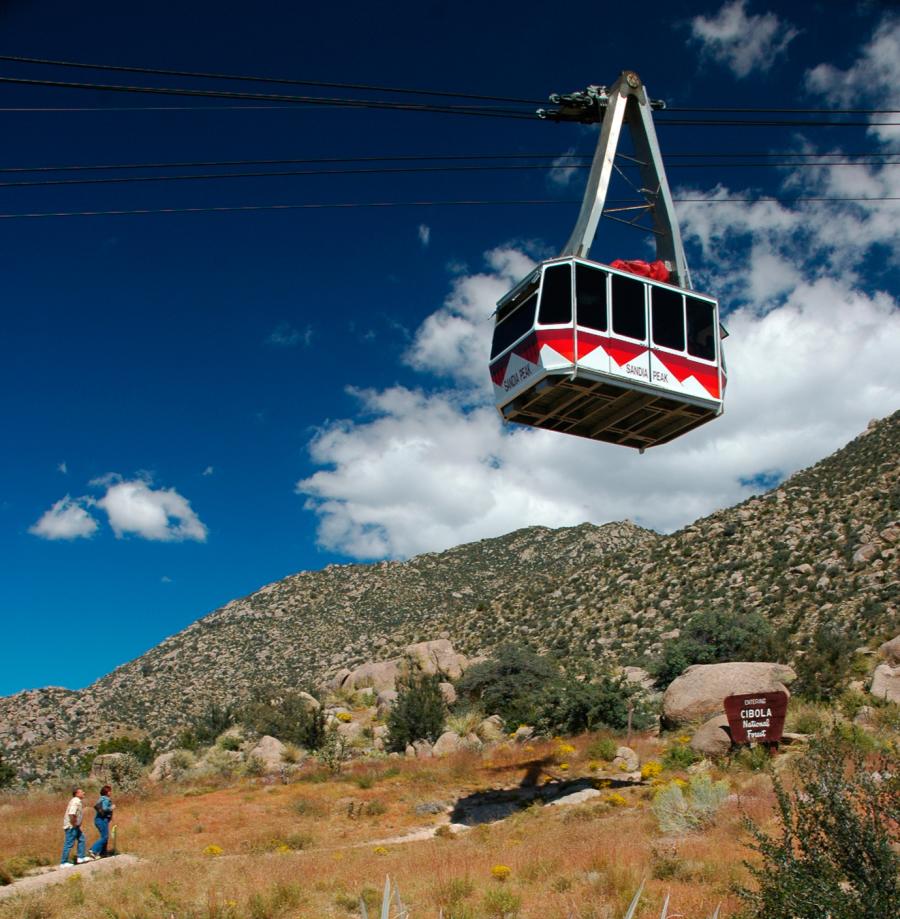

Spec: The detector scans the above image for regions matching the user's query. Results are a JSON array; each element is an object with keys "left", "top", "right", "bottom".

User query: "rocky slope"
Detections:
[{"left": 2, "top": 412, "right": 897, "bottom": 780}]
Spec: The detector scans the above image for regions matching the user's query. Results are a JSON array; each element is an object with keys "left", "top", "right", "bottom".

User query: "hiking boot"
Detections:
[{"left": 76, "top": 857, "right": 90, "bottom": 864}]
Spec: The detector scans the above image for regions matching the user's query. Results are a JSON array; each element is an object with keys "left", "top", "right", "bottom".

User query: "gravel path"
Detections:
[{"left": 0, "top": 854, "right": 141, "bottom": 902}]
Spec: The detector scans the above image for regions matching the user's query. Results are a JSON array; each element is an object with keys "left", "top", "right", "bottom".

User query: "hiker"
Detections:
[
  {"left": 60, "top": 787, "right": 88, "bottom": 867},
  {"left": 89, "top": 784, "right": 115, "bottom": 859}
]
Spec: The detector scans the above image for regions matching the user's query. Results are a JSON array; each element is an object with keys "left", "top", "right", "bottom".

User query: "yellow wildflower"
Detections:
[
  {"left": 641, "top": 760, "right": 663, "bottom": 780},
  {"left": 373, "top": 846, "right": 389, "bottom": 855},
  {"left": 491, "top": 865, "right": 512, "bottom": 881},
  {"left": 202, "top": 844, "right": 224, "bottom": 857}
]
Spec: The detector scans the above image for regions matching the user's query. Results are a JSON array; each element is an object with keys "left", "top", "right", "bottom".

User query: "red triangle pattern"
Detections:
[
  {"left": 535, "top": 329, "right": 574, "bottom": 362},
  {"left": 606, "top": 338, "right": 648, "bottom": 368},
  {"left": 653, "top": 350, "right": 721, "bottom": 399},
  {"left": 576, "top": 330, "right": 610, "bottom": 360},
  {"left": 489, "top": 353, "right": 510, "bottom": 387}
]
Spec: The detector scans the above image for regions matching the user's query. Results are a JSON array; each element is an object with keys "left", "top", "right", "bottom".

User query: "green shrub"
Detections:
[
  {"left": 218, "top": 734, "right": 242, "bottom": 752},
  {"left": 586, "top": 736, "right": 619, "bottom": 762},
  {"left": 0, "top": 749, "right": 15, "bottom": 789},
  {"left": 78, "top": 735, "right": 154, "bottom": 774},
  {"left": 786, "top": 701, "right": 827, "bottom": 735},
  {"left": 662, "top": 743, "right": 699, "bottom": 770},
  {"left": 651, "top": 774, "right": 729, "bottom": 835},
  {"left": 482, "top": 887, "right": 521, "bottom": 919},
  {"left": 793, "top": 624, "right": 855, "bottom": 702},
  {"left": 535, "top": 672, "right": 653, "bottom": 735},
  {"left": 739, "top": 730, "right": 899, "bottom": 918},
  {"left": 456, "top": 643, "right": 557, "bottom": 729},
  {"left": 241, "top": 691, "right": 326, "bottom": 751},
  {"left": 387, "top": 674, "right": 446, "bottom": 752},
  {"left": 653, "top": 608, "right": 779, "bottom": 689}
]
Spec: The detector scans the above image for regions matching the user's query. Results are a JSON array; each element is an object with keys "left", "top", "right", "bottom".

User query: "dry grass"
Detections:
[{"left": 0, "top": 735, "right": 773, "bottom": 918}]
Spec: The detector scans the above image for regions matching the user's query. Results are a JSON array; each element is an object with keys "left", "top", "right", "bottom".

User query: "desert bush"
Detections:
[
  {"left": 652, "top": 608, "right": 779, "bottom": 688},
  {"left": 662, "top": 741, "right": 699, "bottom": 770},
  {"left": 202, "top": 746, "right": 242, "bottom": 778},
  {"left": 446, "top": 707, "right": 484, "bottom": 737},
  {"left": 217, "top": 734, "right": 242, "bottom": 752},
  {"left": 387, "top": 673, "right": 446, "bottom": 752},
  {"left": 457, "top": 643, "right": 557, "bottom": 728},
  {"left": 793, "top": 624, "right": 855, "bottom": 701},
  {"left": 586, "top": 736, "right": 618, "bottom": 762},
  {"left": 316, "top": 727, "right": 349, "bottom": 773},
  {"left": 535, "top": 672, "right": 653, "bottom": 735},
  {"left": 78, "top": 735, "right": 154, "bottom": 774},
  {"left": 0, "top": 749, "right": 15, "bottom": 788},
  {"left": 433, "top": 876, "right": 474, "bottom": 914},
  {"left": 651, "top": 774, "right": 729, "bottom": 834},
  {"left": 739, "top": 729, "right": 899, "bottom": 918},
  {"left": 482, "top": 887, "right": 521, "bottom": 919},
  {"left": 242, "top": 691, "right": 326, "bottom": 751},
  {"left": 95, "top": 751, "right": 143, "bottom": 791},
  {"left": 786, "top": 700, "right": 828, "bottom": 735}
]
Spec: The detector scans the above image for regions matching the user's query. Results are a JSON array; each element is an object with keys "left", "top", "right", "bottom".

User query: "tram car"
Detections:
[
  {"left": 489, "top": 257, "right": 725, "bottom": 450},
  {"left": 491, "top": 71, "right": 726, "bottom": 450}
]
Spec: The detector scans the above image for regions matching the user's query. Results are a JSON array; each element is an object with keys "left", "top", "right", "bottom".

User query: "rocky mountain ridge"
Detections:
[{"left": 1, "top": 411, "right": 897, "bottom": 781}]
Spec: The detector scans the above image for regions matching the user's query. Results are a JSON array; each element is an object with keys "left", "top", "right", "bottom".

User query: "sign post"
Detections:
[{"left": 723, "top": 690, "right": 788, "bottom": 751}]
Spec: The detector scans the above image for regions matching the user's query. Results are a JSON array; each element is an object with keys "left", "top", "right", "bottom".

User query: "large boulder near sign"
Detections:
[
  {"left": 663, "top": 662, "right": 795, "bottom": 726},
  {"left": 690, "top": 714, "right": 733, "bottom": 756}
]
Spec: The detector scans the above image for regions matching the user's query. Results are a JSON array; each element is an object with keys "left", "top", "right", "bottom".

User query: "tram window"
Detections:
[
  {"left": 611, "top": 274, "right": 646, "bottom": 340},
  {"left": 576, "top": 264, "right": 607, "bottom": 331},
  {"left": 491, "top": 293, "right": 537, "bottom": 359},
  {"left": 686, "top": 297, "right": 716, "bottom": 361},
  {"left": 538, "top": 264, "right": 572, "bottom": 324},
  {"left": 652, "top": 287, "right": 685, "bottom": 351}
]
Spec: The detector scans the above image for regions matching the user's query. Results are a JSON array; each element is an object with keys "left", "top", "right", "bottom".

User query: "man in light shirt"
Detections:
[{"left": 60, "top": 787, "right": 88, "bottom": 866}]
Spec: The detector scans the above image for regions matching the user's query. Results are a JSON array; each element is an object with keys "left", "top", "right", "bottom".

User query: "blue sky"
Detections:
[{"left": 2, "top": 1, "right": 898, "bottom": 695}]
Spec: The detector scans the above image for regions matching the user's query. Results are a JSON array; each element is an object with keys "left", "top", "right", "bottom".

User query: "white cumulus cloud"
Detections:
[
  {"left": 806, "top": 14, "right": 900, "bottom": 142},
  {"left": 418, "top": 224, "right": 431, "bottom": 247},
  {"left": 29, "top": 496, "right": 98, "bottom": 541},
  {"left": 95, "top": 478, "right": 208, "bottom": 542},
  {"left": 690, "top": 0, "right": 799, "bottom": 78}
]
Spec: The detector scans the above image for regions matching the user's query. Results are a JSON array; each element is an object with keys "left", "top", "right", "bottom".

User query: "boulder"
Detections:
[
  {"left": 690, "top": 714, "right": 733, "bottom": 757},
  {"left": 376, "top": 689, "right": 398, "bottom": 718},
  {"left": 405, "top": 639, "right": 468, "bottom": 680},
  {"left": 852, "top": 543, "right": 879, "bottom": 565},
  {"left": 477, "top": 715, "right": 505, "bottom": 742},
  {"left": 343, "top": 659, "right": 402, "bottom": 694},
  {"left": 247, "top": 735, "right": 287, "bottom": 772},
  {"left": 611, "top": 746, "right": 639, "bottom": 772},
  {"left": 439, "top": 682, "right": 458, "bottom": 706},
  {"left": 621, "top": 666, "right": 655, "bottom": 692},
  {"left": 297, "top": 691, "right": 321, "bottom": 711},
  {"left": 878, "top": 635, "right": 900, "bottom": 664},
  {"left": 512, "top": 725, "right": 534, "bottom": 743},
  {"left": 870, "top": 663, "right": 900, "bottom": 703},
  {"left": 412, "top": 739, "right": 433, "bottom": 759},
  {"left": 464, "top": 732, "right": 483, "bottom": 750},
  {"left": 432, "top": 731, "right": 464, "bottom": 757},
  {"left": 663, "top": 662, "right": 796, "bottom": 725},
  {"left": 325, "top": 668, "right": 351, "bottom": 692},
  {"left": 546, "top": 788, "right": 601, "bottom": 807},
  {"left": 336, "top": 720, "right": 364, "bottom": 742}
]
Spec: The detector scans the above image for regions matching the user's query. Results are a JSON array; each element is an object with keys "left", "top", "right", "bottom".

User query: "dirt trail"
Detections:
[{"left": 0, "top": 854, "right": 141, "bottom": 902}]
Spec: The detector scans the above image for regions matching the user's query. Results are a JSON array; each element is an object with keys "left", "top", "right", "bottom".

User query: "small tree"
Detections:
[
  {"left": 456, "top": 643, "right": 559, "bottom": 728},
  {"left": 0, "top": 749, "right": 16, "bottom": 789},
  {"left": 534, "top": 672, "right": 654, "bottom": 735},
  {"left": 653, "top": 608, "right": 779, "bottom": 688},
  {"left": 739, "top": 730, "right": 899, "bottom": 919},
  {"left": 793, "top": 624, "right": 855, "bottom": 702},
  {"left": 241, "top": 691, "right": 327, "bottom": 750},
  {"left": 387, "top": 674, "right": 446, "bottom": 752}
]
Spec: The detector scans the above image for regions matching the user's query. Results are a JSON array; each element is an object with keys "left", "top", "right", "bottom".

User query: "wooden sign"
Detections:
[{"left": 723, "top": 691, "right": 788, "bottom": 744}]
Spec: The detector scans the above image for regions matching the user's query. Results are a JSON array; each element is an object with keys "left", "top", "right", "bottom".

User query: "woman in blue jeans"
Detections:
[{"left": 89, "top": 784, "right": 114, "bottom": 859}]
